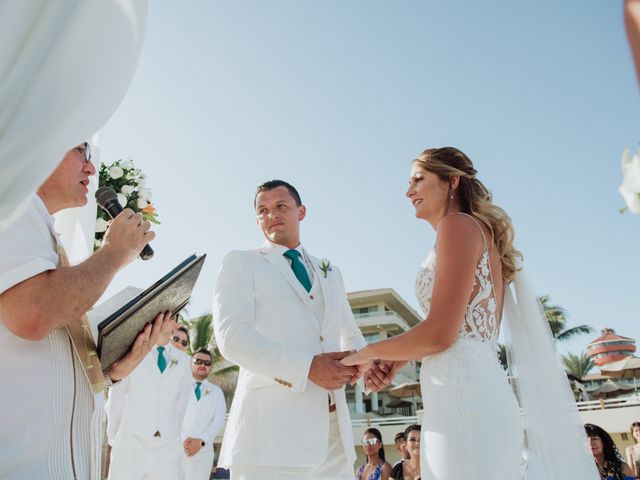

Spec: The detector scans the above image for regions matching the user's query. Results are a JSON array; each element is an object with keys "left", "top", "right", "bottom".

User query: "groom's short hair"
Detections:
[{"left": 254, "top": 180, "right": 302, "bottom": 207}]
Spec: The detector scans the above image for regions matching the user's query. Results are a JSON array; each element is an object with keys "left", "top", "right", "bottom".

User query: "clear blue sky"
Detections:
[{"left": 99, "top": 0, "right": 639, "bottom": 358}]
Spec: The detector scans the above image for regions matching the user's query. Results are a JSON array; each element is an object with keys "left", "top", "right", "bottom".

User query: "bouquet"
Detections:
[
  {"left": 94, "top": 158, "right": 159, "bottom": 250},
  {"left": 619, "top": 148, "right": 640, "bottom": 214}
]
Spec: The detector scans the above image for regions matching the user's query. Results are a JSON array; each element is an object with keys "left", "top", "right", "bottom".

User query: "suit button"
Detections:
[
  {"left": 309, "top": 294, "right": 314, "bottom": 300},
  {"left": 320, "top": 335, "right": 324, "bottom": 342}
]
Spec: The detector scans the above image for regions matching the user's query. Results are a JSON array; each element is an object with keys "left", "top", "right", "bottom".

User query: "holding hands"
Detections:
[{"left": 341, "top": 348, "right": 407, "bottom": 392}]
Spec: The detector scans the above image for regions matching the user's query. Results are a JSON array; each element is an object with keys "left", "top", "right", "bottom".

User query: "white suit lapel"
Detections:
[{"left": 259, "top": 242, "right": 312, "bottom": 309}]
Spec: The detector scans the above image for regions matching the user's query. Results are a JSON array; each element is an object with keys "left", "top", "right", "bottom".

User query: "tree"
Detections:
[
  {"left": 537, "top": 294, "right": 594, "bottom": 342},
  {"left": 181, "top": 313, "right": 239, "bottom": 377},
  {"left": 562, "top": 351, "right": 594, "bottom": 378},
  {"left": 497, "top": 295, "right": 594, "bottom": 370}
]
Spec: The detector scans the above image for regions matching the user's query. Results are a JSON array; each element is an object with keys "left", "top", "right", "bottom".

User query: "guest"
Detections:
[
  {"left": 172, "top": 325, "right": 190, "bottom": 352},
  {"left": 392, "top": 431, "right": 410, "bottom": 469},
  {"left": 182, "top": 348, "right": 227, "bottom": 480},
  {"left": 625, "top": 422, "right": 640, "bottom": 478},
  {"left": 585, "top": 423, "right": 635, "bottom": 480},
  {"left": 356, "top": 428, "right": 392, "bottom": 480},
  {"left": 391, "top": 425, "right": 421, "bottom": 480}
]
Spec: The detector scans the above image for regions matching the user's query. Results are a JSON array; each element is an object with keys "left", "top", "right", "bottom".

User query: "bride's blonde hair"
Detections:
[{"left": 414, "top": 147, "right": 522, "bottom": 282}]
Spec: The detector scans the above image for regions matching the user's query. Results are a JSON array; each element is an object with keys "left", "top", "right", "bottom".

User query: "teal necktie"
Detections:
[
  {"left": 157, "top": 346, "right": 167, "bottom": 373},
  {"left": 195, "top": 382, "right": 202, "bottom": 401},
  {"left": 283, "top": 249, "right": 312, "bottom": 292}
]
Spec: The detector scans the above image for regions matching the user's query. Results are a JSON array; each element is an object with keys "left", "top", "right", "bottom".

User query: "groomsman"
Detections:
[
  {"left": 181, "top": 348, "right": 227, "bottom": 479},
  {"left": 106, "top": 324, "right": 192, "bottom": 480},
  {"left": 213, "top": 180, "right": 368, "bottom": 479},
  {"left": 171, "top": 325, "right": 190, "bottom": 352}
]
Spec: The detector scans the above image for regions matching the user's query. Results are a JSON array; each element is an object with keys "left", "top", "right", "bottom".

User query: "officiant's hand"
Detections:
[
  {"left": 308, "top": 351, "right": 359, "bottom": 390},
  {"left": 364, "top": 360, "right": 408, "bottom": 391},
  {"left": 107, "top": 311, "right": 174, "bottom": 382},
  {"left": 101, "top": 208, "right": 155, "bottom": 268}
]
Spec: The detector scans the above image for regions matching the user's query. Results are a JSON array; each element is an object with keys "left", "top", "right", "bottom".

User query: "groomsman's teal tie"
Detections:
[
  {"left": 283, "top": 249, "right": 312, "bottom": 292},
  {"left": 195, "top": 382, "right": 202, "bottom": 401},
  {"left": 157, "top": 346, "right": 167, "bottom": 373}
]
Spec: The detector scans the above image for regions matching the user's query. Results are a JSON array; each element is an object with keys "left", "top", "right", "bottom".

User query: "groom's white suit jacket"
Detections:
[{"left": 213, "top": 241, "right": 367, "bottom": 468}]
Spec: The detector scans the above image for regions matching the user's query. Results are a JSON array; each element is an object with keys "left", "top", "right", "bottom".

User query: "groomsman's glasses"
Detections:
[
  {"left": 171, "top": 336, "right": 188, "bottom": 347},
  {"left": 193, "top": 358, "right": 212, "bottom": 366},
  {"left": 75, "top": 142, "right": 91, "bottom": 163},
  {"left": 361, "top": 438, "right": 380, "bottom": 446}
]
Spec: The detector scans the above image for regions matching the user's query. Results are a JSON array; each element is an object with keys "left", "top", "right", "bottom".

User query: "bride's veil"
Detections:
[{"left": 503, "top": 266, "right": 600, "bottom": 479}]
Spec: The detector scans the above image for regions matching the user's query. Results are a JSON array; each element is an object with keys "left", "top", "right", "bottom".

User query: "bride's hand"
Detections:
[{"left": 342, "top": 347, "right": 374, "bottom": 385}]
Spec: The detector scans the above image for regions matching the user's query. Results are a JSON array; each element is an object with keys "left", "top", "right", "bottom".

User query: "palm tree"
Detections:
[
  {"left": 537, "top": 295, "right": 594, "bottom": 342},
  {"left": 181, "top": 313, "right": 239, "bottom": 376},
  {"left": 497, "top": 295, "right": 594, "bottom": 369},
  {"left": 562, "top": 351, "right": 594, "bottom": 378}
]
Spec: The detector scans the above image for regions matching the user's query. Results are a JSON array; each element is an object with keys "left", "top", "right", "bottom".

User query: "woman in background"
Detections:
[{"left": 586, "top": 423, "right": 634, "bottom": 480}]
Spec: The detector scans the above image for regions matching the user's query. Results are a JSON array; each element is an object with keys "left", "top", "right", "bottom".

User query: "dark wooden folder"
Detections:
[{"left": 97, "top": 254, "right": 206, "bottom": 371}]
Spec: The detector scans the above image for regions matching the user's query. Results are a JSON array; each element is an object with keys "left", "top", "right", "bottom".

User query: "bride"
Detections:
[{"left": 342, "top": 147, "right": 598, "bottom": 479}]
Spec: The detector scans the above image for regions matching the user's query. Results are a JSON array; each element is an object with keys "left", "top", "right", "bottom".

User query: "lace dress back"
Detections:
[
  {"left": 414, "top": 213, "right": 523, "bottom": 480},
  {"left": 415, "top": 213, "right": 500, "bottom": 348}
]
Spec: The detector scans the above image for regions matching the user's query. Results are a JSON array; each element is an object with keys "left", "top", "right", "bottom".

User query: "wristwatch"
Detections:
[
  {"left": 103, "top": 369, "right": 121, "bottom": 388},
  {"left": 200, "top": 440, "right": 206, "bottom": 447}
]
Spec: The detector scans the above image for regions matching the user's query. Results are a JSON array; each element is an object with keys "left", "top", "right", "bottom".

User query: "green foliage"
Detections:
[
  {"left": 562, "top": 351, "right": 594, "bottom": 378},
  {"left": 537, "top": 294, "right": 594, "bottom": 342}
]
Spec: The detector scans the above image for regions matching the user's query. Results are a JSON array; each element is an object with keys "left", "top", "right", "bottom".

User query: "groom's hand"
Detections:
[
  {"left": 308, "top": 351, "right": 358, "bottom": 390},
  {"left": 365, "top": 360, "right": 408, "bottom": 391}
]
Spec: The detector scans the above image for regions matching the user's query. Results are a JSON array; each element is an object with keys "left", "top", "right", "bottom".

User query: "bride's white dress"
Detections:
[{"left": 415, "top": 216, "right": 523, "bottom": 479}]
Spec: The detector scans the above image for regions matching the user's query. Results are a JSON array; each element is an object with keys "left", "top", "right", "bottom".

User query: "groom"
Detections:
[{"left": 213, "top": 180, "right": 368, "bottom": 479}]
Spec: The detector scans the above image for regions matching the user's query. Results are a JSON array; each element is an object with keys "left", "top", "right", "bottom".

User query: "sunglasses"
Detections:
[
  {"left": 362, "top": 438, "right": 380, "bottom": 446},
  {"left": 193, "top": 358, "right": 212, "bottom": 367},
  {"left": 171, "top": 336, "right": 188, "bottom": 347}
]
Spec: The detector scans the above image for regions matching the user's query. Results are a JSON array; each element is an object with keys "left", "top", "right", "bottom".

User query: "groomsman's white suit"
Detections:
[
  {"left": 181, "top": 378, "right": 226, "bottom": 479},
  {"left": 106, "top": 344, "right": 192, "bottom": 480},
  {"left": 214, "top": 239, "right": 367, "bottom": 479}
]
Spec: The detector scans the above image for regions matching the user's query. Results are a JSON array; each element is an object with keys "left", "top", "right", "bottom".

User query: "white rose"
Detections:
[
  {"left": 619, "top": 148, "right": 640, "bottom": 214},
  {"left": 109, "top": 166, "right": 124, "bottom": 179},
  {"left": 117, "top": 193, "right": 128, "bottom": 208},
  {"left": 139, "top": 188, "right": 153, "bottom": 201},
  {"left": 94, "top": 239, "right": 102, "bottom": 248},
  {"left": 137, "top": 198, "right": 148, "bottom": 209},
  {"left": 137, "top": 178, "right": 146, "bottom": 188},
  {"left": 121, "top": 158, "right": 134, "bottom": 169},
  {"left": 120, "top": 185, "right": 135, "bottom": 196},
  {"left": 95, "top": 217, "right": 109, "bottom": 233}
]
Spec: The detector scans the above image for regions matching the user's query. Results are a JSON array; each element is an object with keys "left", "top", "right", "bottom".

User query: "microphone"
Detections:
[{"left": 95, "top": 186, "right": 154, "bottom": 260}]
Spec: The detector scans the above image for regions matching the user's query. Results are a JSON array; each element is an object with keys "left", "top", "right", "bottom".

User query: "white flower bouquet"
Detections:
[
  {"left": 94, "top": 158, "right": 159, "bottom": 250},
  {"left": 619, "top": 148, "right": 640, "bottom": 214}
]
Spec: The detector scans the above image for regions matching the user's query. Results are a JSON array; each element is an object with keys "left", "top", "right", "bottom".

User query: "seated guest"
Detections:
[
  {"left": 625, "top": 421, "right": 640, "bottom": 478},
  {"left": 172, "top": 325, "right": 190, "bottom": 352},
  {"left": 392, "top": 431, "right": 410, "bottom": 469},
  {"left": 585, "top": 423, "right": 635, "bottom": 480},
  {"left": 356, "top": 427, "right": 392, "bottom": 480},
  {"left": 391, "top": 425, "right": 421, "bottom": 480}
]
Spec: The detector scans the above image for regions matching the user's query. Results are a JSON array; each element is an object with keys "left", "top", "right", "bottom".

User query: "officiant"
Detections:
[{"left": 0, "top": 143, "right": 174, "bottom": 480}]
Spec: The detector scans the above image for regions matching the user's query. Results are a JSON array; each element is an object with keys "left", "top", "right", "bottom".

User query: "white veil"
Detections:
[{"left": 503, "top": 267, "right": 599, "bottom": 479}]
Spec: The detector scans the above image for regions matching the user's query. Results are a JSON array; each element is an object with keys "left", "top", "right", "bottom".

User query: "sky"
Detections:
[{"left": 98, "top": 0, "right": 639, "bottom": 359}]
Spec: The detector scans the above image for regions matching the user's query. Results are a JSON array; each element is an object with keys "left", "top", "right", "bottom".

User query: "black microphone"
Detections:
[{"left": 95, "top": 186, "right": 154, "bottom": 260}]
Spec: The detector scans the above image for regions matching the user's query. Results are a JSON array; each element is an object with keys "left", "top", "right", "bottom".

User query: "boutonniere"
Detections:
[
  {"left": 169, "top": 357, "right": 179, "bottom": 368},
  {"left": 319, "top": 258, "right": 332, "bottom": 278},
  {"left": 204, "top": 389, "right": 211, "bottom": 396}
]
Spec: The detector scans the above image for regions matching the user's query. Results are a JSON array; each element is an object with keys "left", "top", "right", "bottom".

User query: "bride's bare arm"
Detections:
[{"left": 343, "top": 215, "right": 482, "bottom": 364}]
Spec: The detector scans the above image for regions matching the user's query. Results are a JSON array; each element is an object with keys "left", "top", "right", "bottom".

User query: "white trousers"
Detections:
[
  {"left": 108, "top": 432, "right": 182, "bottom": 480},
  {"left": 182, "top": 444, "right": 214, "bottom": 480},
  {"left": 230, "top": 412, "right": 353, "bottom": 480}
]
